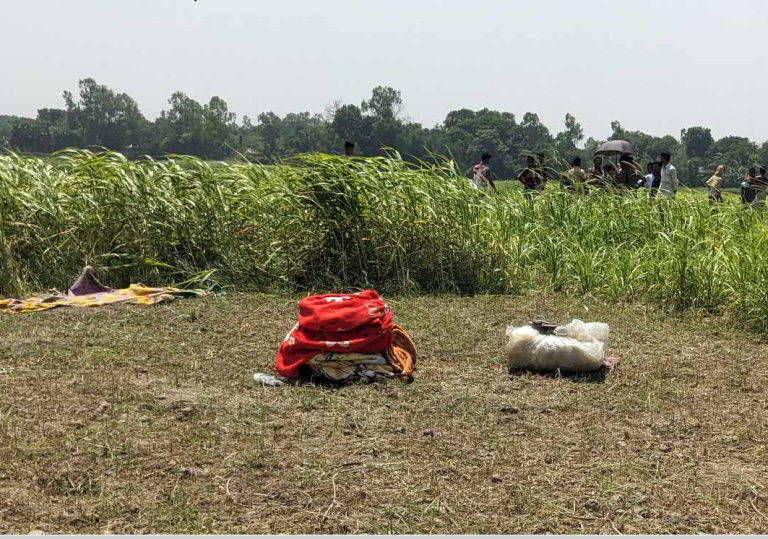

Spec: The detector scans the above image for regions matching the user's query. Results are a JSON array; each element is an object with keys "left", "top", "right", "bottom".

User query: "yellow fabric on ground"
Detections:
[{"left": 1, "top": 284, "right": 212, "bottom": 314}]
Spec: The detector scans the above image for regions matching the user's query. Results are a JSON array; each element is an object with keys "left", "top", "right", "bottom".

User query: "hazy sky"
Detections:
[{"left": 3, "top": 0, "right": 768, "bottom": 142}]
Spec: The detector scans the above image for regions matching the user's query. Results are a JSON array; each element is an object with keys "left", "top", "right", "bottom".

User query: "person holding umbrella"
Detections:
[
  {"left": 592, "top": 140, "right": 639, "bottom": 190},
  {"left": 617, "top": 155, "right": 643, "bottom": 189}
]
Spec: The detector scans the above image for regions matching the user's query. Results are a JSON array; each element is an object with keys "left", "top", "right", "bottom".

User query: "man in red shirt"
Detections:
[{"left": 472, "top": 152, "right": 498, "bottom": 194}]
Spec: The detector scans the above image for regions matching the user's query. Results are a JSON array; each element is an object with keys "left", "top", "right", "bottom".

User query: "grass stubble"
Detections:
[{"left": 1, "top": 294, "right": 767, "bottom": 533}]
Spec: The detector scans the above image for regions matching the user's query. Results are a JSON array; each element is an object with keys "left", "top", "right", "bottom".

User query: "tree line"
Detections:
[{"left": 2, "top": 78, "right": 767, "bottom": 186}]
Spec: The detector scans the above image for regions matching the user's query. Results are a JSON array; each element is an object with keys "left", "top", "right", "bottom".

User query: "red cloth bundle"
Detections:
[{"left": 275, "top": 290, "right": 394, "bottom": 378}]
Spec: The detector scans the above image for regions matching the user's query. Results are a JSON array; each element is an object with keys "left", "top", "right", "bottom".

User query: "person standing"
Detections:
[
  {"left": 644, "top": 162, "right": 655, "bottom": 188},
  {"left": 344, "top": 141, "right": 355, "bottom": 156},
  {"left": 706, "top": 165, "right": 725, "bottom": 204},
  {"left": 648, "top": 162, "right": 662, "bottom": 197},
  {"left": 753, "top": 166, "right": 767, "bottom": 212},
  {"left": 603, "top": 163, "right": 619, "bottom": 187},
  {"left": 565, "top": 156, "right": 587, "bottom": 190},
  {"left": 659, "top": 151, "right": 679, "bottom": 198},
  {"left": 471, "top": 152, "right": 498, "bottom": 194},
  {"left": 589, "top": 156, "right": 605, "bottom": 186},
  {"left": 518, "top": 155, "right": 542, "bottom": 194},
  {"left": 741, "top": 167, "right": 757, "bottom": 206},
  {"left": 617, "top": 155, "right": 643, "bottom": 189}
]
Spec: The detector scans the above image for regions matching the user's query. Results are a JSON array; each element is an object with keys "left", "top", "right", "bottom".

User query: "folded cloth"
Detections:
[
  {"left": 0, "top": 266, "right": 218, "bottom": 314},
  {"left": 603, "top": 355, "right": 621, "bottom": 370},
  {"left": 384, "top": 324, "right": 416, "bottom": 379},
  {"left": 275, "top": 290, "right": 394, "bottom": 378},
  {"left": 68, "top": 266, "right": 113, "bottom": 296},
  {"left": 306, "top": 352, "right": 393, "bottom": 382}
]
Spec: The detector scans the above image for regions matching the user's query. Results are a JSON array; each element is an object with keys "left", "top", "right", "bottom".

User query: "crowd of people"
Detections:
[
  {"left": 471, "top": 150, "right": 680, "bottom": 198},
  {"left": 344, "top": 140, "right": 766, "bottom": 210},
  {"left": 470, "top": 149, "right": 767, "bottom": 210},
  {"left": 704, "top": 163, "right": 768, "bottom": 211}
]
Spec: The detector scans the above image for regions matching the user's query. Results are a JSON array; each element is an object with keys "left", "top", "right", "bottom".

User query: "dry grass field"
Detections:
[{"left": 1, "top": 293, "right": 768, "bottom": 534}]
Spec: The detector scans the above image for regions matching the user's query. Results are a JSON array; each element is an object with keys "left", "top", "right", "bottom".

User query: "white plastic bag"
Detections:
[
  {"left": 555, "top": 320, "right": 610, "bottom": 344},
  {"left": 506, "top": 319, "right": 609, "bottom": 373}
]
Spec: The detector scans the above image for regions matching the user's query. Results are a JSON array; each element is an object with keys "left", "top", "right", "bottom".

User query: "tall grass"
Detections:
[{"left": 1, "top": 149, "right": 767, "bottom": 330}]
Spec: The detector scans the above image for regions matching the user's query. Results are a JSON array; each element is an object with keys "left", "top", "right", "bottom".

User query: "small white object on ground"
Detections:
[{"left": 253, "top": 372, "right": 284, "bottom": 386}]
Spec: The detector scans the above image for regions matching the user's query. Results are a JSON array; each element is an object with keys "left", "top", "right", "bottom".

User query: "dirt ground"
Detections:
[{"left": 1, "top": 293, "right": 767, "bottom": 534}]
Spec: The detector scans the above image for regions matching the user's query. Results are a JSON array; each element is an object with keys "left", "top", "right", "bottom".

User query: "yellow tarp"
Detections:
[{"left": 1, "top": 284, "right": 213, "bottom": 314}]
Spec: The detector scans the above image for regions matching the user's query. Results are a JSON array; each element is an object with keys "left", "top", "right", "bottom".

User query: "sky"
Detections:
[{"left": 2, "top": 0, "right": 768, "bottom": 142}]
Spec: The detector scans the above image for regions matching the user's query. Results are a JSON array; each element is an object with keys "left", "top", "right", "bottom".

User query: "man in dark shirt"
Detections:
[
  {"left": 742, "top": 167, "right": 757, "bottom": 205},
  {"left": 617, "top": 155, "right": 643, "bottom": 189},
  {"left": 648, "top": 162, "right": 662, "bottom": 197},
  {"left": 603, "top": 163, "right": 619, "bottom": 187},
  {"left": 518, "top": 155, "right": 542, "bottom": 194}
]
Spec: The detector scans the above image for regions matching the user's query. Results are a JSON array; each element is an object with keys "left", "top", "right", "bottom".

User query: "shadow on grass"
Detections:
[
  {"left": 508, "top": 366, "right": 610, "bottom": 384},
  {"left": 282, "top": 367, "right": 415, "bottom": 389}
]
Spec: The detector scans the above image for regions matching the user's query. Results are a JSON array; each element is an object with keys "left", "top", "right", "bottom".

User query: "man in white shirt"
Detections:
[
  {"left": 644, "top": 162, "right": 655, "bottom": 188},
  {"left": 659, "top": 151, "right": 679, "bottom": 198}
]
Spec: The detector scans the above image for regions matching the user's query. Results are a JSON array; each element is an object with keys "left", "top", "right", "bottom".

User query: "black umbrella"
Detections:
[{"left": 594, "top": 140, "right": 638, "bottom": 157}]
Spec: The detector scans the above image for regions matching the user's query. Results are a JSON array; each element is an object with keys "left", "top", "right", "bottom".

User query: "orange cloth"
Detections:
[{"left": 384, "top": 324, "right": 416, "bottom": 380}]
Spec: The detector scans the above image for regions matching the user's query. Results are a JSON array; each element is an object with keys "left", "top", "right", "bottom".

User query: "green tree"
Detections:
[
  {"left": 514, "top": 112, "right": 552, "bottom": 159},
  {"left": 681, "top": 126, "right": 714, "bottom": 159},
  {"left": 64, "top": 78, "right": 149, "bottom": 154},
  {"left": 276, "top": 112, "right": 335, "bottom": 156},
  {"left": 157, "top": 92, "right": 207, "bottom": 156},
  {"left": 435, "top": 108, "right": 520, "bottom": 177},
  {"left": 361, "top": 86, "right": 403, "bottom": 120},
  {"left": 0, "top": 115, "right": 22, "bottom": 147},
  {"left": 9, "top": 119, "right": 53, "bottom": 153},
  {"left": 331, "top": 104, "right": 372, "bottom": 154},
  {"left": 203, "top": 96, "right": 237, "bottom": 158},
  {"left": 555, "top": 113, "right": 584, "bottom": 160}
]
